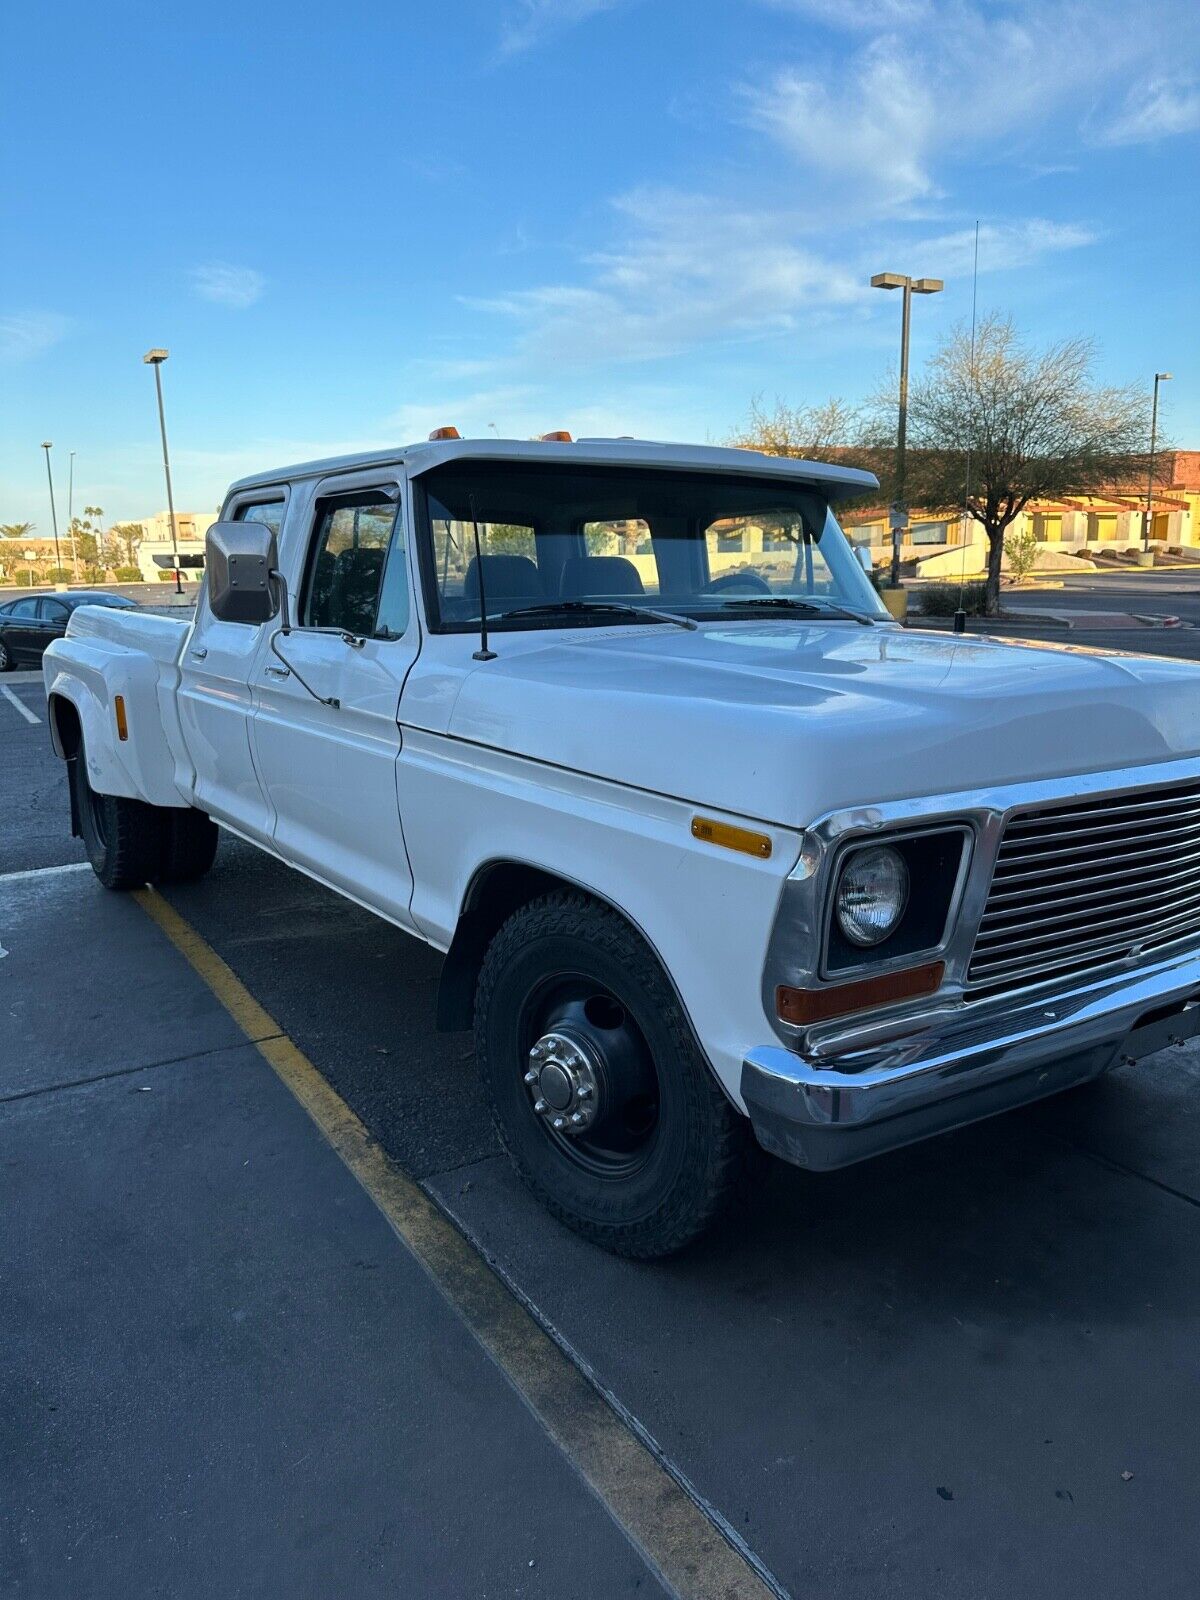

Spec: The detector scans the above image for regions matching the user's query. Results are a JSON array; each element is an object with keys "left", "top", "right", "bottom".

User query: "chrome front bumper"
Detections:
[{"left": 741, "top": 947, "right": 1200, "bottom": 1170}]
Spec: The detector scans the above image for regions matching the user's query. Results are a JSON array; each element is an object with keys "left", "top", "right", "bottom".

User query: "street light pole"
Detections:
[
  {"left": 67, "top": 449, "right": 80, "bottom": 579},
  {"left": 40, "top": 442, "right": 62, "bottom": 577},
  {"left": 1144, "top": 372, "right": 1172, "bottom": 551},
  {"left": 870, "top": 272, "right": 944, "bottom": 587},
  {"left": 143, "top": 348, "right": 183, "bottom": 595}
]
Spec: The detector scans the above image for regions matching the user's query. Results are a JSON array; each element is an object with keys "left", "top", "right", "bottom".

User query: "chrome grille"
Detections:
[{"left": 966, "top": 778, "right": 1200, "bottom": 999}]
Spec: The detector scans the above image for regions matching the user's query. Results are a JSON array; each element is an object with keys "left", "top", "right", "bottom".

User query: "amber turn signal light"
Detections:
[
  {"left": 114, "top": 695, "right": 129, "bottom": 742},
  {"left": 428, "top": 425, "right": 461, "bottom": 441},
  {"left": 777, "top": 961, "right": 944, "bottom": 1025},
  {"left": 691, "top": 816, "right": 772, "bottom": 859}
]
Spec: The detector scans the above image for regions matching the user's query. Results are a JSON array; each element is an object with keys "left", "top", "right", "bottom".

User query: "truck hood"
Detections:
[{"left": 446, "top": 621, "right": 1200, "bottom": 825}]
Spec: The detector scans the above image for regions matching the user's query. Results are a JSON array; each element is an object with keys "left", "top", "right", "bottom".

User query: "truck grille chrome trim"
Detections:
[{"left": 966, "top": 778, "right": 1200, "bottom": 999}]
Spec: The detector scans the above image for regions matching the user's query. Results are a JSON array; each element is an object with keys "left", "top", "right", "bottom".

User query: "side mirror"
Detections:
[{"left": 206, "top": 520, "right": 280, "bottom": 624}]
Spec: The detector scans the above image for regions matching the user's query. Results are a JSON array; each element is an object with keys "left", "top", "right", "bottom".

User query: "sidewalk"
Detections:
[{"left": 1, "top": 870, "right": 662, "bottom": 1598}]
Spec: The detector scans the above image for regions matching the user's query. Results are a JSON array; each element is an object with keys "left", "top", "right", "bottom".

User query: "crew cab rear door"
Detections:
[{"left": 246, "top": 471, "right": 420, "bottom": 926}]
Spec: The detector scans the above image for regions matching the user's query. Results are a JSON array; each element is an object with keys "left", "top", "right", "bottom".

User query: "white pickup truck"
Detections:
[{"left": 43, "top": 434, "right": 1200, "bottom": 1255}]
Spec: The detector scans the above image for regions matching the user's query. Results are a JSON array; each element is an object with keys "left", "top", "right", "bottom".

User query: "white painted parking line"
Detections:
[
  {"left": 1, "top": 686, "right": 40, "bottom": 725},
  {"left": 0, "top": 862, "right": 90, "bottom": 882}
]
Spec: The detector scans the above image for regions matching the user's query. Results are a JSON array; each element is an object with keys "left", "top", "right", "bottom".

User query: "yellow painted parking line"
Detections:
[{"left": 132, "top": 886, "right": 785, "bottom": 1600}]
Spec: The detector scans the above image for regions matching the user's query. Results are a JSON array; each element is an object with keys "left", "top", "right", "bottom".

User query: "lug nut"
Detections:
[
  {"left": 552, "top": 1116, "right": 567, "bottom": 1130},
  {"left": 534, "top": 1098, "right": 548, "bottom": 1114},
  {"left": 524, "top": 1070, "right": 539, "bottom": 1085},
  {"left": 570, "top": 1112, "right": 584, "bottom": 1126},
  {"left": 577, "top": 1084, "right": 592, "bottom": 1100}
]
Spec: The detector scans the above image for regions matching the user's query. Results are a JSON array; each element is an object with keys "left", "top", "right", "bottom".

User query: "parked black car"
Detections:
[{"left": 0, "top": 591, "right": 139, "bottom": 670}]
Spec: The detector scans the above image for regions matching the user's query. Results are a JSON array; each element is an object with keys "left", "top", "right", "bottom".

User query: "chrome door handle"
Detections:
[
  {"left": 189, "top": 646, "right": 208, "bottom": 660},
  {"left": 265, "top": 664, "right": 290, "bottom": 678}
]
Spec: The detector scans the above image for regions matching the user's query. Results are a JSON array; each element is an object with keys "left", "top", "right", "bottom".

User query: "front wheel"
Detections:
[
  {"left": 0, "top": 638, "right": 13, "bottom": 672},
  {"left": 474, "top": 892, "right": 755, "bottom": 1258}
]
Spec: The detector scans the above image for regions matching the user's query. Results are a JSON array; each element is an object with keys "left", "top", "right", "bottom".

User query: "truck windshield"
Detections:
[{"left": 418, "top": 461, "right": 885, "bottom": 631}]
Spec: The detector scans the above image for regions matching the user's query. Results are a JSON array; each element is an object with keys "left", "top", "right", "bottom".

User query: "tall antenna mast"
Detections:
[{"left": 953, "top": 220, "right": 981, "bottom": 636}]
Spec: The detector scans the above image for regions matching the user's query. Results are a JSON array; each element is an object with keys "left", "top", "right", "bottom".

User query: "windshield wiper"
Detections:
[
  {"left": 714, "top": 596, "right": 877, "bottom": 627},
  {"left": 493, "top": 600, "right": 698, "bottom": 632}
]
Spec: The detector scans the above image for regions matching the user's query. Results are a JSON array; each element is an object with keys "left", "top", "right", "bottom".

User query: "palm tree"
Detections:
[
  {"left": 84, "top": 506, "right": 106, "bottom": 575},
  {"left": 0, "top": 521, "right": 36, "bottom": 541}
]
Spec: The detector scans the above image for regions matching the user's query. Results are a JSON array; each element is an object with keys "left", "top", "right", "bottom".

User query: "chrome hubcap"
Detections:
[{"left": 524, "top": 1030, "right": 600, "bottom": 1136}]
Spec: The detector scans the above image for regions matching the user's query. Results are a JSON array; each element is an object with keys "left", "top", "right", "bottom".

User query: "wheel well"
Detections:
[
  {"left": 436, "top": 863, "right": 567, "bottom": 1031},
  {"left": 437, "top": 861, "right": 673, "bottom": 1032},
  {"left": 49, "top": 694, "right": 83, "bottom": 760}
]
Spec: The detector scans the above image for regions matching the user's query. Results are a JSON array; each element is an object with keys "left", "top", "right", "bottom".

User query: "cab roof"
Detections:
[{"left": 226, "top": 436, "right": 878, "bottom": 501}]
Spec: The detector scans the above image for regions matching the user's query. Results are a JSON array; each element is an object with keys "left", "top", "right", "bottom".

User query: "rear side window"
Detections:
[
  {"left": 39, "top": 599, "right": 70, "bottom": 621},
  {"left": 302, "top": 495, "right": 407, "bottom": 638},
  {"left": 236, "top": 500, "right": 287, "bottom": 537}
]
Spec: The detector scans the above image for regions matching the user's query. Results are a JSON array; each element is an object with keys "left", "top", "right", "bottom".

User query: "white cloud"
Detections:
[
  {"left": 745, "top": 50, "right": 937, "bottom": 209},
  {"left": 908, "top": 219, "right": 1099, "bottom": 276},
  {"left": 0, "top": 312, "right": 69, "bottom": 362},
  {"left": 467, "top": 186, "right": 864, "bottom": 365},
  {"left": 1094, "top": 75, "right": 1200, "bottom": 145},
  {"left": 190, "top": 263, "right": 266, "bottom": 309},
  {"left": 498, "top": 0, "right": 624, "bottom": 55},
  {"left": 744, "top": 0, "right": 1200, "bottom": 206}
]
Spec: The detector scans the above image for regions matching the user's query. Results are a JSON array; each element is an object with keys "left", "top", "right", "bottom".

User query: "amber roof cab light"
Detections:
[
  {"left": 777, "top": 962, "right": 944, "bottom": 1026},
  {"left": 428, "top": 426, "right": 461, "bottom": 441},
  {"left": 539, "top": 430, "right": 573, "bottom": 442}
]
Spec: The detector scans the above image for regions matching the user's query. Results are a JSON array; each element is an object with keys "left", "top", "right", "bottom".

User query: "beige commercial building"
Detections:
[{"left": 135, "top": 510, "right": 218, "bottom": 583}]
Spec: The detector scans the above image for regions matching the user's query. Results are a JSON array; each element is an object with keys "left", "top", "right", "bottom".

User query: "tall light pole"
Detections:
[
  {"left": 40, "top": 442, "right": 62, "bottom": 578},
  {"left": 1145, "top": 372, "right": 1172, "bottom": 551},
  {"left": 143, "top": 348, "right": 183, "bottom": 595},
  {"left": 67, "top": 449, "right": 80, "bottom": 579},
  {"left": 870, "top": 272, "right": 944, "bottom": 586}
]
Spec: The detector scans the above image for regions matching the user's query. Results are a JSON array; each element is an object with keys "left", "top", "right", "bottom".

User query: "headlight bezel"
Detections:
[{"left": 822, "top": 826, "right": 973, "bottom": 980}]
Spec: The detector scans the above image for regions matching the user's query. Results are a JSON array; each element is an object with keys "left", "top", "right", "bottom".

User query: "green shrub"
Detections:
[
  {"left": 915, "top": 581, "right": 990, "bottom": 617},
  {"left": 46, "top": 566, "right": 72, "bottom": 583},
  {"left": 114, "top": 566, "right": 142, "bottom": 583},
  {"left": 1002, "top": 530, "right": 1039, "bottom": 582},
  {"left": 13, "top": 571, "right": 35, "bottom": 587}
]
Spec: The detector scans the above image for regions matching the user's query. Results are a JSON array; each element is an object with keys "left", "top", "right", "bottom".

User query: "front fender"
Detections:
[{"left": 43, "top": 637, "right": 188, "bottom": 808}]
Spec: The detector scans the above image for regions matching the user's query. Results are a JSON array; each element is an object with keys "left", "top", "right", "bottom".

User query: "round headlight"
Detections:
[{"left": 835, "top": 845, "right": 909, "bottom": 948}]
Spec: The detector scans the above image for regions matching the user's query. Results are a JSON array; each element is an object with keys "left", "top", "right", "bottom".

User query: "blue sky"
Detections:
[{"left": 2, "top": 0, "right": 1198, "bottom": 526}]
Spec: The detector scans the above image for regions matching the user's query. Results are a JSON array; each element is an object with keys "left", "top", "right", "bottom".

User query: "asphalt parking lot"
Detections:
[{"left": 6, "top": 638, "right": 1200, "bottom": 1599}]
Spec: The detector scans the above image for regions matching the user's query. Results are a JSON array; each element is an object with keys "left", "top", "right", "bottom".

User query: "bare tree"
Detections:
[
  {"left": 905, "top": 316, "right": 1151, "bottom": 614},
  {"left": 729, "top": 396, "right": 876, "bottom": 463}
]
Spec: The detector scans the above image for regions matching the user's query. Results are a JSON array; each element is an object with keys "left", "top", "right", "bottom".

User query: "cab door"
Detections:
[
  {"left": 176, "top": 492, "right": 289, "bottom": 841},
  {"left": 247, "top": 475, "right": 420, "bottom": 926}
]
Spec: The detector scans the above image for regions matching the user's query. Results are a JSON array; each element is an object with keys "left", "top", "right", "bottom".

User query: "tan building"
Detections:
[
  {"left": 842, "top": 451, "right": 1200, "bottom": 576},
  {"left": 135, "top": 510, "right": 218, "bottom": 583}
]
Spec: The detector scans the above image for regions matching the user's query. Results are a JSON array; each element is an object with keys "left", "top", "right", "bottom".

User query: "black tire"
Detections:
[
  {"left": 0, "top": 638, "right": 12, "bottom": 672},
  {"left": 475, "top": 892, "right": 755, "bottom": 1258},
  {"left": 73, "top": 753, "right": 167, "bottom": 891},
  {"left": 158, "top": 807, "right": 219, "bottom": 883}
]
